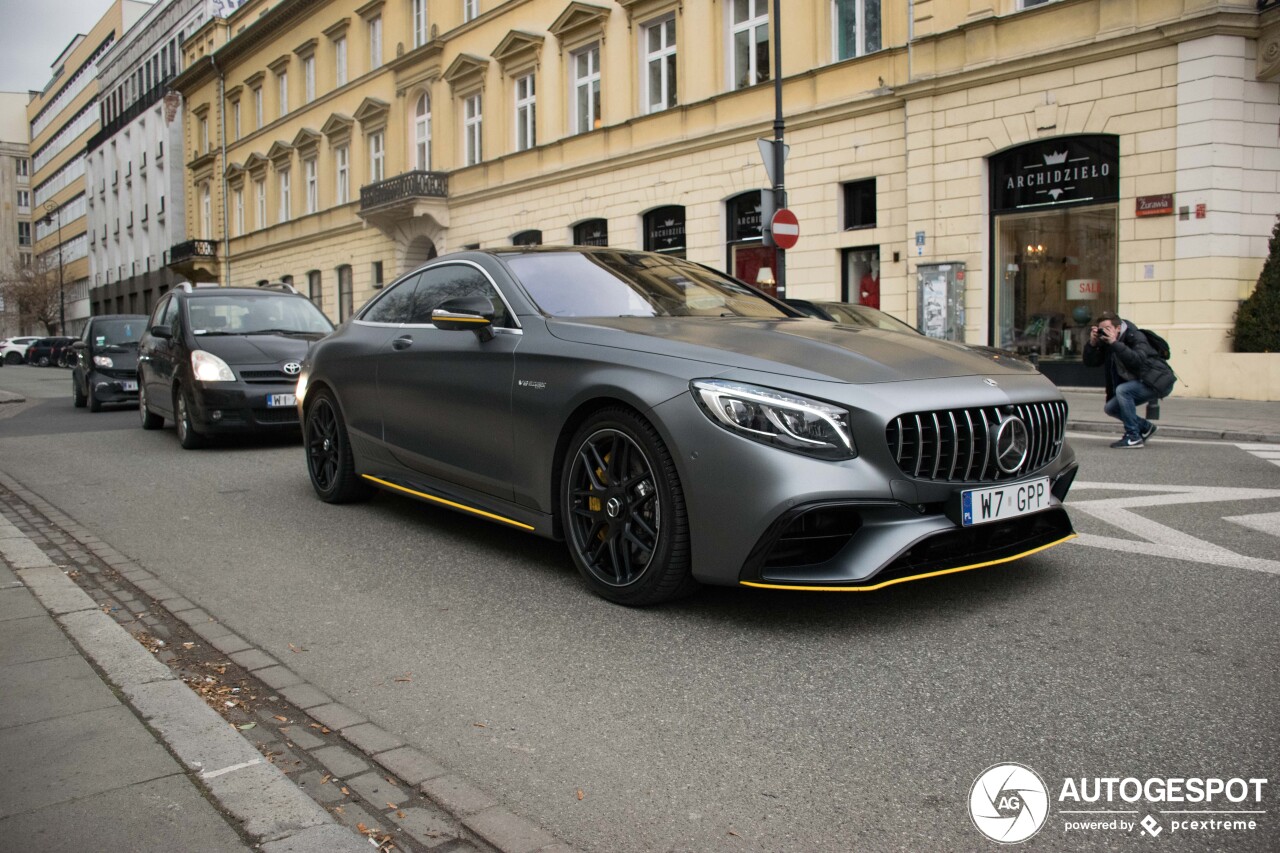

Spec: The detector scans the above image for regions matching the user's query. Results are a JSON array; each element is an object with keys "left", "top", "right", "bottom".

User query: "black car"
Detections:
[
  {"left": 71, "top": 315, "right": 148, "bottom": 411},
  {"left": 26, "top": 336, "right": 77, "bottom": 367},
  {"left": 138, "top": 283, "right": 334, "bottom": 448}
]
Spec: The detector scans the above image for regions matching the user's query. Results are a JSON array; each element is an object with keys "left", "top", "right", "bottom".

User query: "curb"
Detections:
[
  {"left": 0, "top": 390, "right": 25, "bottom": 405},
  {"left": 1066, "top": 419, "right": 1280, "bottom": 444},
  {"left": 0, "top": 471, "right": 575, "bottom": 853}
]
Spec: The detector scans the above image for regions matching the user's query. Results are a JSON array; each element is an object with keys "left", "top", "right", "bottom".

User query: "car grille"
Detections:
[
  {"left": 254, "top": 407, "right": 300, "bottom": 425},
  {"left": 240, "top": 369, "right": 297, "bottom": 384},
  {"left": 885, "top": 400, "right": 1067, "bottom": 482}
]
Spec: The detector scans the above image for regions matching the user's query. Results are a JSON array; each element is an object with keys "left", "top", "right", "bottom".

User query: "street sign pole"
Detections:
[{"left": 772, "top": 0, "right": 786, "bottom": 298}]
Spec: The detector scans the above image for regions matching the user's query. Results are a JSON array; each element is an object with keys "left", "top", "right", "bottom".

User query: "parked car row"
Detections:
[{"left": 0, "top": 335, "right": 77, "bottom": 367}]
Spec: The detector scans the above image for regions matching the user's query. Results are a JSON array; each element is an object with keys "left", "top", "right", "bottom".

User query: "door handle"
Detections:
[{"left": 392, "top": 335, "right": 414, "bottom": 350}]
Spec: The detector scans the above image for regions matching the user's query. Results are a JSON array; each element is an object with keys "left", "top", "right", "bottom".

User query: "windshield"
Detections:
[
  {"left": 91, "top": 318, "right": 145, "bottom": 347},
  {"left": 818, "top": 303, "right": 918, "bottom": 334},
  {"left": 186, "top": 294, "right": 334, "bottom": 336},
  {"left": 505, "top": 252, "right": 789, "bottom": 319}
]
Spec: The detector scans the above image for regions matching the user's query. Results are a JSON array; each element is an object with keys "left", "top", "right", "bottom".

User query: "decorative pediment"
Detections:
[
  {"left": 617, "top": 0, "right": 681, "bottom": 24},
  {"left": 224, "top": 162, "right": 246, "bottom": 184},
  {"left": 549, "top": 2, "right": 611, "bottom": 52},
  {"left": 492, "top": 30, "right": 545, "bottom": 75},
  {"left": 443, "top": 53, "right": 490, "bottom": 88},
  {"left": 291, "top": 128, "right": 321, "bottom": 155},
  {"left": 244, "top": 70, "right": 265, "bottom": 88},
  {"left": 323, "top": 17, "right": 351, "bottom": 39},
  {"left": 321, "top": 113, "right": 354, "bottom": 140},
  {"left": 267, "top": 54, "right": 291, "bottom": 75},
  {"left": 353, "top": 97, "right": 390, "bottom": 126},
  {"left": 243, "top": 152, "right": 269, "bottom": 173},
  {"left": 355, "top": 0, "right": 384, "bottom": 21},
  {"left": 266, "top": 140, "right": 294, "bottom": 164},
  {"left": 293, "top": 38, "right": 319, "bottom": 58}
]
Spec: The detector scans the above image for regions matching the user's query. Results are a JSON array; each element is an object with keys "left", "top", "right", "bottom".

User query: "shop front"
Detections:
[{"left": 989, "top": 135, "right": 1119, "bottom": 387}]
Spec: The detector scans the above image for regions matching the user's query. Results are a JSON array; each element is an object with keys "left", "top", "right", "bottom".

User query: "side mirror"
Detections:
[
  {"left": 70, "top": 340, "right": 86, "bottom": 350},
  {"left": 432, "top": 296, "right": 496, "bottom": 342},
  {"left": 149, "top": 325, "right": 172, "bottom": 339}
]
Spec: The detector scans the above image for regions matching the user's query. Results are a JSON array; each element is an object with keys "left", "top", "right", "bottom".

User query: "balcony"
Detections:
[
  {"left": 358, "top": 170, "right": 450, "bottom": 234},
  {"left": 167, "top": 238, "right": 219, "bottom": 282}
]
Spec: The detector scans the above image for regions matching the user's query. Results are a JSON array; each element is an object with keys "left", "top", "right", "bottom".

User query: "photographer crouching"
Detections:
[{"left": 1082, "top": 311, "right": 1178, "bottom": 449}]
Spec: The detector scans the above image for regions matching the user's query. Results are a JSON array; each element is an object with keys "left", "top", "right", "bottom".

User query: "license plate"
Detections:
[
  {"left": 121, "top": 380, "right": 138, "bottom": 392},
  {"left": 961, "top": 477, "right": 1051, "bottom": 526},
  {"left": 267, "top": 394, "right": 296, "bottom": 407}
]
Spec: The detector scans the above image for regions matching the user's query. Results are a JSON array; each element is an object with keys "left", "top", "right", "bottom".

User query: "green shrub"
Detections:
[{"left": 1233, "top": 214, "right": 1280, "bottom": 353}]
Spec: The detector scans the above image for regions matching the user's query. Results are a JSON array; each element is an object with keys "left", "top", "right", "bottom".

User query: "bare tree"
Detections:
[{"left": 0, "top": 252, "right": 69, "bottom": 335}]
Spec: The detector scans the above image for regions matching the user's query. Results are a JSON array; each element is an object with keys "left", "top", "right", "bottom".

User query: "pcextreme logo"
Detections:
[{"left": 969, "top": 764, "right": 1270, "bottom": 844}]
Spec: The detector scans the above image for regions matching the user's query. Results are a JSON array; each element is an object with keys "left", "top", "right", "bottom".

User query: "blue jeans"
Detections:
[{"left": 1104, "top": 380, "right": 1158, "bottom": 438}]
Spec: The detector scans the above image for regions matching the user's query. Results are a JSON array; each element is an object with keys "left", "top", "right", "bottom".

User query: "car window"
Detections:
[
  {"left": 185, "top": 294, "right": 334, "bottom": 335},
  {"left": 412, "top": 265, "right": 510, "bottom": 328},
  {"left": 505, "top": 252, "right": 788, "bottom": 319},
  {"left": 360, "top": 273, "right": 424, "bottom": 324},
  {"left": 149, "top": 295, "right": 175, "bottom": 331},
  {"left": 90, "top": 318, "right": 145, "bottom": 347}
]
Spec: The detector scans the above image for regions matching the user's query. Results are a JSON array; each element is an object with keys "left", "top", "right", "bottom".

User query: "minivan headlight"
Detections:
[
  {"left": 92, "top": 355, "right": 113, "bottom": 368},
  {"left": 191, "top": 350, "right": 235, "bottom": 382},
  {"left": 691, "top": 379, "right": 856, "bottom": 460}
]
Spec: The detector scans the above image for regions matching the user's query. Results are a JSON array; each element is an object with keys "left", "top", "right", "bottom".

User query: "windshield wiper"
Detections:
[{"left": 246, "top": 328, "right": 320, "bottom": 336}]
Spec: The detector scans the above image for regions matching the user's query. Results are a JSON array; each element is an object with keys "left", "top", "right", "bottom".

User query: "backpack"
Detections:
[{"left": 1139, "top": 328, "right": 1171, "bottom": 361}]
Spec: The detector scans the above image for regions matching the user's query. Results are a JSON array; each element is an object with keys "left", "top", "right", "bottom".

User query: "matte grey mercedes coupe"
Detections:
[{"left": 298, "top": 247, "right": 1077, "bottom": 605}]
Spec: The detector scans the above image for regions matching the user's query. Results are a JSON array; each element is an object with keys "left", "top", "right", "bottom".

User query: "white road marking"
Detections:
[
  {"left": 1225, "top": 511, "right": 1280, "bottom": 538},
  {"left": 1067, "top": 482, "right": 1280, "bottom": 576},
  {"left": 200, "top": 757, "right": 264, "bottom": 779}
]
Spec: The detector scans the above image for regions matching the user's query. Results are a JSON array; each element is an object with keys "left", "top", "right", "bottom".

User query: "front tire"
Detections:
[
  {"left": 304, "top": 389, "right": 373, "bottom": 503},
  {"left": 561, "top": 408, "right": 696, "bottom": 606},
  {"left": 73, "top": 378, "right": 86, "bottom": 408},
  {"left": 138, "top": 380, "right": 163, "bottom": 429},
  {"left": 174, "top": 385, "right": 206, "bottom": 449}
]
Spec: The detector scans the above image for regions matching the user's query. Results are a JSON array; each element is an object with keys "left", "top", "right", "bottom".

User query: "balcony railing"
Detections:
[
  {"left": 360, "top": 170, "right": 448, "bottom": 212},
  {"left": 169, "top": 239, "right": 218, "bottom": 265}
]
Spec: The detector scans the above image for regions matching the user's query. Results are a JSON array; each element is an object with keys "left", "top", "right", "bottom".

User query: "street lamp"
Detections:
[{"left": 41, "top": 201, "right": 65, "bottom": 335}]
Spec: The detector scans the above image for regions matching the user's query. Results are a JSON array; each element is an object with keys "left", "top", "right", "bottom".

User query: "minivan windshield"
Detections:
[
  {"left": 504, "top": 252, "right": 789, "bottom": 319},
  {"left": 186, "top": 294, "right": 334, "bottom": 336}
]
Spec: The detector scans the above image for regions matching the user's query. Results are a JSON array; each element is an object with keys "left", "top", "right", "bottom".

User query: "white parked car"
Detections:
[{"left": 0, "top": 337, "right": 40, "bottom": 365}]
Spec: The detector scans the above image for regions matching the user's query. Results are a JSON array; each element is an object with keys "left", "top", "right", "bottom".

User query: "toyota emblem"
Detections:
[
  {"left": 283, "top": 362, "right": 302, "bottom": 376},
  {"left": 991, "top": 415, "right": 1030, "bottom": 474}
]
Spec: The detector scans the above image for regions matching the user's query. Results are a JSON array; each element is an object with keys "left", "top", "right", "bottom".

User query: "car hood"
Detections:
[
  {"left": 545, "top": 316, "right": 1041, "bottom": 384},
  {"left": 194, "top": 333, "right": 314, "bottom": 365}
]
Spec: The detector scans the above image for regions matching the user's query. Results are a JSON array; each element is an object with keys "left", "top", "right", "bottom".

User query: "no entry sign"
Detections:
[{"left": 771, "top": 208, "right": 799, "bottom": 250}]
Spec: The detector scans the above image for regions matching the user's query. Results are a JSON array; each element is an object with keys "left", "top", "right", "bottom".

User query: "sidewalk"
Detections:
[
  {"left": 0, "top": 515, "right": 369, "bottom": 852},
  {"left": 1061, "top": 389, "right": 1280, "bottom": 444}
]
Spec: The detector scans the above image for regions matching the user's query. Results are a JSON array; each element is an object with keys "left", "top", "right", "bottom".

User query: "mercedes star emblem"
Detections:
[{"left": 992, "top": 415, "right": 1030, "bottom": 474}]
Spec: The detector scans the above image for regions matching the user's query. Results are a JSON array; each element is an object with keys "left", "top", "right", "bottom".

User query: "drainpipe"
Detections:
[{"left": 211, "top": 54, "right": 231, "bottom": 287}]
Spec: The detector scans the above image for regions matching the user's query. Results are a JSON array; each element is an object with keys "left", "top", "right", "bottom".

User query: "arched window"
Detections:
[{"left": 414, "top": 92, "right": 432, "bottom": 171}]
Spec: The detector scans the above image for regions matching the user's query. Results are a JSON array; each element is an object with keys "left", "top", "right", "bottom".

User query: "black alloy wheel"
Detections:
[
  {"left": 3, "top": 352, "right": 19, "bottom": 365},
  {"left": 174, "top": 385, "right": 206, "bottom": 449},
  {"left": 304, "top": 390, "right": 373, "bottom": 503},
  {"left": 562, "top": 409, "right": 696, "bottom": 606},
  {"left": 138, "top": 380, "right": 163, "bottom": 429},
  {"left": 36, "top": 355, "right": 50, "bottom": 367},
  {"left": 72, "top": 378, "right": 86, "bottom": 408}
]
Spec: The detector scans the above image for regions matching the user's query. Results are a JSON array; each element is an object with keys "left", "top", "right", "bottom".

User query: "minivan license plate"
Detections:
[
  {"left": 121, "top": 380, "right": 138, "bottom": 392},
  {"left": 961, "top": 478, "right": 1051, "bottom": 526},
  {"left": 267, "top": 394, "right": 296, "bottom": 407}
]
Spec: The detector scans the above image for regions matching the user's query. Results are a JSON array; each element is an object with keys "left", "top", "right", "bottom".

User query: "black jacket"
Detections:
[{"left": 1082, "top": 321, "right": 1177, "bottom": 400}]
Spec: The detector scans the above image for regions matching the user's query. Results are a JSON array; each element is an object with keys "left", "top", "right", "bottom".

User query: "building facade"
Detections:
[
  {"left": 0, "top": 92, "right": 32, "bottom": 338},
  {"left": 169, "top": 0, "right": 1280, "bottom": 397},
  {"left": 87, "top": 0, "right": 226, "bottom": 318},
  {"left": 26, "top": 0, "right": 151, "bottom": 336}
]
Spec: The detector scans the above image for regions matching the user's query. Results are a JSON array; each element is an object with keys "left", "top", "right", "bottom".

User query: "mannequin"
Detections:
[{"left": 859, "top": 259, "right": 880, "bottom": 309}]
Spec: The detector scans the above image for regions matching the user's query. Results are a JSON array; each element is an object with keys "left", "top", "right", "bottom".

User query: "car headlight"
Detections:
[
  {"left": 191, "top": 350, "right": 235, "bottom": 382},
  {"left": 691, "top": 379, "right": 856, "bottom": 460},
  {"left": 92, "top": 355, "right": 113, "bottom": 368}
]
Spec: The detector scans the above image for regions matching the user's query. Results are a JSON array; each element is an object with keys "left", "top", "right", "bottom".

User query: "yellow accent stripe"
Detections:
[
  {"left": 435, "top": 315, "right": 490, "bottom": 323},
  {"left": 362, "top": 475, "right": 535, "bottom": 531},
  {"left": 739, "top": 533, "right": 1077, "bottom": 592}
]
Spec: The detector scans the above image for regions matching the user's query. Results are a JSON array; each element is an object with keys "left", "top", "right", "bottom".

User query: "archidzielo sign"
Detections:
[{"left": 990, "top": 135, "right": 1119, "bottom": 212}]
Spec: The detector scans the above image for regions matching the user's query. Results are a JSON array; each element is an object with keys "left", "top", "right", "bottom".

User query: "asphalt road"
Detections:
[{"left": 2, "top": 364, "right": 1277, "bottom": 852}]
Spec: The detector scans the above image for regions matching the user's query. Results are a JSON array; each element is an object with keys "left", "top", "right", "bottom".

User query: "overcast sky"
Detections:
[{"left": 0, "top": 0, "right": 137, "bottom": 95}]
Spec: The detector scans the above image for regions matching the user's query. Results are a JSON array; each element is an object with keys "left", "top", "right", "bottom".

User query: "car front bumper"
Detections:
[
  {"left": 649, "top": 372, "right": 1078, "bottom": 590},
  {"left": 189, "top": 383, "right": 300, "bottom": 434},
  {"left": 88, "top": 370, "right": 140, "bottom": 404}
]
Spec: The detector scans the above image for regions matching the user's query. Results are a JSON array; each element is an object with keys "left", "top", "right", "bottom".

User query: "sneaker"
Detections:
[
  {"left": 1110, "top": 434, "right": 1144, "bottom": 448},
  {"left": 1140, "top": 422, "right": 1157, "bottom": 441}
]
